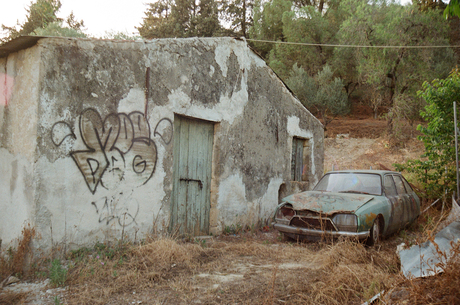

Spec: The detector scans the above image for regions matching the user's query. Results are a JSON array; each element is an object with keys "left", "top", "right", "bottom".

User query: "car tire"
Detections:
[{"left": 366, "top": 218, "right": 381, "bottom": 246}]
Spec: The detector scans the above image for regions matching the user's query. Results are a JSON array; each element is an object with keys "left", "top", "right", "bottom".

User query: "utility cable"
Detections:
[{"left": 245, "top": 38, "right": 458, "bottom": 49}]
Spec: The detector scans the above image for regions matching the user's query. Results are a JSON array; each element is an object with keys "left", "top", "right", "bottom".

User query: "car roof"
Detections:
[{"left": 325, "top": 170, "right": 400, "bottom": 175}]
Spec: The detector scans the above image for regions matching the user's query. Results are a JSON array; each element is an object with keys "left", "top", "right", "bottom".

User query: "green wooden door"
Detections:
[{"left": 171, "top": 115, "right": 214, "bottom": 236}]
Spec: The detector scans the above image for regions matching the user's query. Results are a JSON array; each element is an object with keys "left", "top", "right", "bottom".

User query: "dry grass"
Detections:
[
  {"left": 0, "top": 224, "right": 36, "bottom": 281},
  {"left": 0, "top": 291, "right": 28, "bottom": 305},
  {"left": 59, "top": 234, "right": 400, "bottom": 304},
  {"left": 383, "top": 238, "right": 460, "bottom": 305},
  {"left": 0, "top": 224, "right": 36, "bottom": 305},
  {"left": 405, "top": 241, "right": 460, "bottom": 304}
]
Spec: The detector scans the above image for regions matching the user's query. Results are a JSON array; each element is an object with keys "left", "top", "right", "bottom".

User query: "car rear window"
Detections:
[{"left": 314, "top": 173, "right": 382, "bottom": 195}]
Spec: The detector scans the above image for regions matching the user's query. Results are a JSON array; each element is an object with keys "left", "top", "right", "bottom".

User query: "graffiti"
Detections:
[
  {"left": 51, "top": 121, "right": 76, "bottom": 146},
  {"left": 154, "top": 118, "right": 173, "bottom": 144},
  {"left": 52, "top": 108, "right": 173, "bottom": 194},
  {"left": 91, "top": 192, "right": 139, "bottom": 227}
]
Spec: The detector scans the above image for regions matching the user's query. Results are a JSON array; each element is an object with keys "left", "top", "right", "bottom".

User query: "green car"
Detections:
[{"left": 273, "top": 170, "right": 420, "bottom": 245}]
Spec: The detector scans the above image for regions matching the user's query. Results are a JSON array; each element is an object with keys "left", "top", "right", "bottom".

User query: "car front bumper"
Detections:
[{"left": 273, "top": 223, "right": 370, "bottom": 240}]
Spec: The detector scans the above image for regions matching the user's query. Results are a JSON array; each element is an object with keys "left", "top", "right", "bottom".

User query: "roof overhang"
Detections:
[{"left": 0, "top": 36, "right": 48, "bottom": 58}]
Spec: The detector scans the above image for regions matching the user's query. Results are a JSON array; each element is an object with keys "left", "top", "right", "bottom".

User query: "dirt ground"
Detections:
[{"left": 0, "top": 113, "right": 434, "bottom": 305}]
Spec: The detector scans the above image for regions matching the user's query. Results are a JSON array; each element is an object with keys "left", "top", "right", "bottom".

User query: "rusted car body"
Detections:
[{"left": 273, "top": 170, "right": 420, "bottom": 245}]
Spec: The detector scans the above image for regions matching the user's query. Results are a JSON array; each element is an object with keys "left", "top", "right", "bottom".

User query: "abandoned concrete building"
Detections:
[{"left": 0, "top": 36, "right": 323, "bottom": 252}]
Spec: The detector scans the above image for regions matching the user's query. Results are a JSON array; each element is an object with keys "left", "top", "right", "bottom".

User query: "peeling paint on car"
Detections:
[
  {"left": 365, "top": 213, "right": 378, "bottom": 227},
  {"left": 283, "top": 191, "right": 374, "bottom": 214}
]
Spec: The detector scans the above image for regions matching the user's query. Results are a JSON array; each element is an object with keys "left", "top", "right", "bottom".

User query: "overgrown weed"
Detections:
[
  {"left": 49, "top": 259, "right": 67, "bottom": 287},
  {"left": 58, "top": 233, "right": 399, "bottom": 304},
  {"left": 0, "top": 224, "right": 36, "bottom": 281},
  {"left": 397, "top": 239, "right": 460, "bottom": 304}
]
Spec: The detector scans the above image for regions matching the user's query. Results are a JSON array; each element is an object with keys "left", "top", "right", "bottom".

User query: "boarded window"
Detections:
[{"left": 291, "top": 137, "right": 310, "bottom": 181}]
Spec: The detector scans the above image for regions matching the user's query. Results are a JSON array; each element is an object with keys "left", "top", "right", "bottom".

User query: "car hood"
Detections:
[{"left": 282, "top": 191, "right": 375, "bottom": 214}]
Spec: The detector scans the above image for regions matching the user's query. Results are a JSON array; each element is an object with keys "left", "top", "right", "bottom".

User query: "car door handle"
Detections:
[{"left": 180, "top": 178, "right": 203, "bottom": 189}]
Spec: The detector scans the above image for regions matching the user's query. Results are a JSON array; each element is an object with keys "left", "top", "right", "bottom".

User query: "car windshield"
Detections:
[{"left": 313, "top": 173, "right": 382, "bottom": 195}]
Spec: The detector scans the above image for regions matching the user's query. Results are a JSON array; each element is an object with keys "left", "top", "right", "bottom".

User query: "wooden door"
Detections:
[{"left": 170, "top": 115, "right": 214, "bottom": 236}]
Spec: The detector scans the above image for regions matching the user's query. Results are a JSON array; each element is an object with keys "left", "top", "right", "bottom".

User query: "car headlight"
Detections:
[
  {"left": 274, "top": 203, "right": 295, "bottom": 225},
  {"left": 332, "top": 214, "right": 357, "bottom": 232}
]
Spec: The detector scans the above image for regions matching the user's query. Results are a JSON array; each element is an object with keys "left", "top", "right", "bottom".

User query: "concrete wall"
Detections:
[
  {"left": 1, "top": 46, "right": 40, "bottom": 247},
  {"left": 0, "top": 37, "right": 323, "bottom": 253}
]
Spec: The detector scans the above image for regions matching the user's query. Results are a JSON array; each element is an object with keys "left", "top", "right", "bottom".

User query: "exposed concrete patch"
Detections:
[
  {"left": 217, "top": 172, "right": 248, "bottom": 227},
  {"left": 118, "top": 88, "right": 145, "bottom": 113}
]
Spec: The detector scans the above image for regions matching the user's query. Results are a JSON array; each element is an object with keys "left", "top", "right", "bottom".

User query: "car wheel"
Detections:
[{"left": 366, "top": 218, "right": 380, "bottom": 246}]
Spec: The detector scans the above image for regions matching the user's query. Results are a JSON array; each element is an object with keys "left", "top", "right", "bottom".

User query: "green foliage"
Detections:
[
  {"left": 250, "top": 0, "right": 291, "bottom": 58},
  {"left": 1, "top": 0, "right": 86, "bottom": 42},
  {"left": 54, "top": 295, "right": 62, "bottom": 305},
  {"left": 331, "top": 0, "right": 455, "bottom": 135},
  {"left": 286, "top": 64, "right": 350, "bottom": 128},
  {"left": 49, "top": 259, "right": 67, "bottom": 287},
  {"left": 264, "top": 3, "right": 344, "bottom": 80},
  {"left": 102, "top": 31, "right": 142, "bottom": 40},
  {"left": 32, "top": 21, "right": 87, "bottom": 37},
  {"left": 1, "top": 0, "right": 62, "bottom": 42},
  {"left": 138, "top": 0, "right": 223, "bottom": 38},
  {"left": 444, "top": 0, "right": 460, "bottom": 18},
  {"left": 223, "top": 224, "right": 243, "bottom": 234},
  {"left": 219, "top": 0, "right": 254, "bottom": 37},
  {"left": 394, "top": 69, "right": 460, "bottom": 198}
]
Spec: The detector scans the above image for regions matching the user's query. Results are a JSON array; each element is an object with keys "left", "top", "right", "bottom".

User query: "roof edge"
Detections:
[{"left": 0, "top": 36, "right": 48, "bottom": 58}]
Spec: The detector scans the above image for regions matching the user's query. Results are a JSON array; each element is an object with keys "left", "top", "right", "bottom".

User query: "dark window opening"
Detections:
[{"left": 291, "top": 137, "right": 310, "bottom": 182}]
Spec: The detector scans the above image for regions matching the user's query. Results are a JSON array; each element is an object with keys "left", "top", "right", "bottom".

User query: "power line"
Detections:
[{"left": 245, "top": 38, "right": 458, "bottom": 49}]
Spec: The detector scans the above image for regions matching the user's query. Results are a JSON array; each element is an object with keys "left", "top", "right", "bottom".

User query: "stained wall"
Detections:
[{"left": 0, "top": 37, "right": 323, "bottom": 252}]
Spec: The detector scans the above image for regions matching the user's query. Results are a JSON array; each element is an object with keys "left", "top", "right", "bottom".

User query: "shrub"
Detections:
[{"left": 395, "top": 69, "right": 460, "bottom": 199}]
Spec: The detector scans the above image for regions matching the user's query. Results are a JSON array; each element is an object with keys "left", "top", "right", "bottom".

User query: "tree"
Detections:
[
  {"left": 102, "top": 31, "right": 141, "bottom": 40},
  {"left": 333, "top": 0, "right": 454, "bottom": 133},
  {"left": 444, "top": 0, "right": 460, "bottom": 18},
  {"left": 291, "top": 0, "right": 339, "bottom": 13},
  {"left": 263, "top": 1, "right": 345, "bottom": 80},
  {"left": 192, "top": 0, "right": 221, "bottom": 36},
  {"left": 250, "top": 0, "right": 291, "bottom": 59},
  {"left": 286, "top": 64, "right": 350, "bottom": 129},
  {"left": 32, "top": 21, "right": 86, "bottom": 37},
  {"left": 395, "top": 69, "right": 460, "bottom": 198},
  {"left": 1, "top": 0, "right": 62, "bottom": 42},
  {"left": 219, "top": 0, "right": 254, "bottom": 37},
  {"left": 138, "top": 0, "right": 222, "bottom": 38},
  {"left": 1, "top": 1, "right": 86, "bottom": 42},
  {"left": 137, "top": 0, "right": 175, "bottom": 38}
]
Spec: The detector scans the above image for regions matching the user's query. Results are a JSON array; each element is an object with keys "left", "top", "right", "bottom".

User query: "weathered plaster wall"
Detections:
[
  {"left": 0, "top": 37, "right": 323, "bottom": 252},
  {"left": 0, "top": 47, "right": 41, "bottom": 247},
  {"left": 213, "top": 63, "right": 324, "bottom": 232}
]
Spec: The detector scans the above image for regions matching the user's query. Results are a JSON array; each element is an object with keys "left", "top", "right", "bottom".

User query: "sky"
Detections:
[
  {"left": 0, "top": 0, "right": 441, "bottom": 39},
  {"left": 0, "top": 0, "right": 149, "bottom": 38}
]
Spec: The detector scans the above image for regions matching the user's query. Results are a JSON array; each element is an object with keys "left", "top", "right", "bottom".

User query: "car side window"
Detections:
[
  {"left": 384, "top": 175, "right": 397, "bottom": 197},
  {"left": 402, "top": 178, "right": 413, "bottom": 193},
  {"left": 393, "top": 175, "right": 406, "bottom": 194}
]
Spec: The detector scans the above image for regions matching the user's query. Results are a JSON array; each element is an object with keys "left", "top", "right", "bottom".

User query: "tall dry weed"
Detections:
[
  {"left": 404, "top": 240, "right": 460, "bottom": 304},
  {"left": 61, "top": 234, "right": 401, "bottom": 304},
  {"left": 0, "top": 224, "right": 36, "bottom": 281}
]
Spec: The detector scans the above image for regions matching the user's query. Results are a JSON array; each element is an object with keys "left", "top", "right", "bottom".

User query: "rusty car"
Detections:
[{"left": 273, "top": 170, "right": 420, "bottom": 245}]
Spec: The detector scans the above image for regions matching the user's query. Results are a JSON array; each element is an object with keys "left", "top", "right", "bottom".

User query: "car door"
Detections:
[
  {"left": 384, "top": 174, "right": 403, "bottom": 234},
  {"left": 393, "top": 174, "right": 412, "bottom": 226},
  {"left": 401, "top": 176, "right": 420, "bottom": 223}
]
